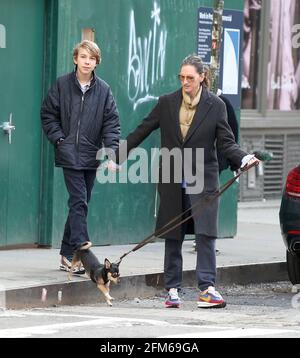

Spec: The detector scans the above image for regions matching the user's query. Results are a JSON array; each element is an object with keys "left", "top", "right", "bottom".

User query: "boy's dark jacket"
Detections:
[{"left": 41, "top": 71, "right": 120, "bottom": 170}]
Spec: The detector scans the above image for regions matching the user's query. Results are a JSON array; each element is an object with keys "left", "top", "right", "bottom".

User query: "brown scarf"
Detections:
[{"left": 179, "top": 86, "right": 202, "bottom": 140}]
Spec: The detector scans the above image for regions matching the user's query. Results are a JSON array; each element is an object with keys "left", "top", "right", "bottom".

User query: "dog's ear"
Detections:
[{"left": 104, "top": 258, "right": 111, "bottom": 269}]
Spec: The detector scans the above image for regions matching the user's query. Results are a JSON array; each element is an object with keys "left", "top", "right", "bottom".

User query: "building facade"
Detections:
[
  {"left": 1, "top": 0, "right": 295, "bottom": 248},
  {"left": 240, "top": 0, "right": 300, "bottom": 200}
]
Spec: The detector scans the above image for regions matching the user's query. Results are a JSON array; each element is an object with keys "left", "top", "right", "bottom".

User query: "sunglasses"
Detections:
[{"left": 177, "top": 74, "right": 195, "bottom": 82}]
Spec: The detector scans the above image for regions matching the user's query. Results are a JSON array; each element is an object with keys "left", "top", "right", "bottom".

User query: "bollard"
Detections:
[
  {"left": 41, "top": 288, "right": 47, "bottom": 302},
  {"left": 0, "top": 284, "right": 6, "bottom": 312}
]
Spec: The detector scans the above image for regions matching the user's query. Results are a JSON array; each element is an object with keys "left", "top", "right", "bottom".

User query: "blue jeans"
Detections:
[
  {"left": 60, "top": 168, "right": 96, "bottom": 257},
  {"left": 164, "top": 191, "right": 216, "bottom": 291}
]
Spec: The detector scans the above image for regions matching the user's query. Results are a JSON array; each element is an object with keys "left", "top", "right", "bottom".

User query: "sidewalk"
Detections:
[{"left": 0, "top": 200, "right": 288, "bottom": 309}]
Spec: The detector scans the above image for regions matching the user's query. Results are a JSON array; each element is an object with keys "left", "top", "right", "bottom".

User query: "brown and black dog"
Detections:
[{"left": 69, "top": 249, "right": 120, "bottom": 306}]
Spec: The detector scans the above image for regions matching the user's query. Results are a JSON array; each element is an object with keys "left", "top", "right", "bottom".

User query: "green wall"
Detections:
[
  {"left": 0, "top": 0, "right": 44, "bottom": 247},
  {"left": 42, "top": 0, "right": 244, "bottom": 247}
]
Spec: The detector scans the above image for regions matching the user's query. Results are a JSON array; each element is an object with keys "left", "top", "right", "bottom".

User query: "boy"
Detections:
[{"left": 41, "top": 40, "right": 120, "bottom": 273}]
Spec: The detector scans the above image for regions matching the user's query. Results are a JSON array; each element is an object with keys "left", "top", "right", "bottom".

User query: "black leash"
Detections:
[{"left": 115, "top": 161, "right": 259, "bottom": 266}]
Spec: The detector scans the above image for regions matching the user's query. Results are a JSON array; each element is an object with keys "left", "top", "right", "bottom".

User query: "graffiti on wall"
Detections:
[{"left": 128, "top": 2, "right": 168, "bottom": 110}]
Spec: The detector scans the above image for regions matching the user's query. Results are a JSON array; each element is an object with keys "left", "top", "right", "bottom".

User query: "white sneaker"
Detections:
[
  {"left": 165, "top": 288, "right": 181, "bottom": 308},
  {"left": 59, "top": 256, "right": 85, "bottom": 275}
]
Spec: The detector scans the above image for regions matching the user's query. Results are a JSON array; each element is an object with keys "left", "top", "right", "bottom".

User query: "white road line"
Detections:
[
  {"left": 0, "top": 310, "right": 233, "bottom": 329},
  {"left": 0, "top": 319, "right": 105, "bottom": 338},
  {"left": 1, "top": 310, "right": 170, "bottom": 322},
  {"left": 161, "top": 328, "right": 296, "bottom": 338},
  {"left": 1, "top": 311, "right": 296, "bottom": 338},
  {"left": 0, "top": 314, "right": 170, "bottom": 338},
  {"left": 0, "top": 311, "right": 234, "bottom": 338}
]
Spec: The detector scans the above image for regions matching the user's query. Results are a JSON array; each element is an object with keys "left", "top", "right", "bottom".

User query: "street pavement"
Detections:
[
  {"left": 1, "top": 281, "right": 299, "bottom": 338},
  {"left": 0, "top": 199, "right": 287, "bottom": 309}
]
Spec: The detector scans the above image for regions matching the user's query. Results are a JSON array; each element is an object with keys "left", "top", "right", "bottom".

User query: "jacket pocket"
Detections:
[
  {"left": 55, "top": 141, "right": 77, "bottom": 167},
  {"left": 81, "top": 135, "right": 99, "bottom": 150}
]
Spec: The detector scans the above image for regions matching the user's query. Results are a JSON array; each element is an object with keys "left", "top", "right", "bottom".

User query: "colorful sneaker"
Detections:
[
  {"left": 197, "top": 286, "right": 226, "bottom": 308},
  {"left": 59, "top": 255, "right": 85, "bottom": 275},
  {"left": 165, "top": 288, "right": 181, "bottom": 308}
]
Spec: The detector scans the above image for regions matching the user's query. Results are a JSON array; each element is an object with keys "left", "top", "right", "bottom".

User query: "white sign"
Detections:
[
  {"left": 222, "top": 28, "right": 240, "bottom": 95},
  {"left": 0, "top": 24, "right": 6, "bottom": 48}
]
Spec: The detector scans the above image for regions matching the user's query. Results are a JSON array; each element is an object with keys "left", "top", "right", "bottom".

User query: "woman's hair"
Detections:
[
  {"left": 180, "top": 54, "right": 210, "bottom": 87},
  {"left": 73, "top": 40, "right": 101, "bottom": 65}
]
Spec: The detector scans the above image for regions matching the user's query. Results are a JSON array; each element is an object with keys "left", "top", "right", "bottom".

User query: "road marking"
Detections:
[
  {"left": 0, "top": 312, "right": 170, "bottom": 338},
  {"left": 2, "top": 310, "right": 170, "bottom": 321},
  {"left": 161, "top": 327, "right": 296, "bottom": 338},
  {"left": 0, "top": 311, "right": 297, "bottom": 338},
  {"left": 0, "top": 311, "right": 233, "bottom": 338}
]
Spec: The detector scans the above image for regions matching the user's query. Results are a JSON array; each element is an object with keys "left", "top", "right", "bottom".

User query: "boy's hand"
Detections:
[{"left": 105, "top": 160, "right": 121, "bottom": 172}]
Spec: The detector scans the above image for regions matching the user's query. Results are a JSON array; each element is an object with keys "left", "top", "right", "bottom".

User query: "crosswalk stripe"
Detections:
[
  {"left": 0, "top": 313, "right": 170, "bottom": 338},
  {"left": 161, "top": 327, "right": 296, "bottom": 338},
  {"left": 0, "top": 311, "right": 296, "bottom": 338}
]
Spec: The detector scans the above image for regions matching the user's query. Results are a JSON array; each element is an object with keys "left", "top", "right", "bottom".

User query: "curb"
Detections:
[{"left": 3, "top": 261, "right": 287, "bottom": 309}]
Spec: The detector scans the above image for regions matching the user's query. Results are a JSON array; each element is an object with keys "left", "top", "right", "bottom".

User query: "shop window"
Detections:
[
  {"left": 267, "top": 0, "right": 300, "bottom": 110},
  {"left": 242, "top": 0, "right": 262, "bottom": 109}
]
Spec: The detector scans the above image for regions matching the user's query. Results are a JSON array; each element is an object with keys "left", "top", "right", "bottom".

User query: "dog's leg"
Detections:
[
  {"left": 97, "top": 283, "right": 113, "bottom": 306},
  {"left": 105, "top": 281, "right": 114, "bottom": 302},
  {"left": 68, "top": 253, "right": 81, "bottom": 281},
  {"left": 68, "top": 260, "right": 75, "bottom": 281}
]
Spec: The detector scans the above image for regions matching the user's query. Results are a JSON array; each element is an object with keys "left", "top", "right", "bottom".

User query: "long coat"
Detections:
[{"left": 117, "top": 87, "right": 248, "bottom": 240}]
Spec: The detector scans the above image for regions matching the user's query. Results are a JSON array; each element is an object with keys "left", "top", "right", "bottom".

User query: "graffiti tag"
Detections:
[{"left": 128, "top": 2, "right": 168, "bottom": 110}]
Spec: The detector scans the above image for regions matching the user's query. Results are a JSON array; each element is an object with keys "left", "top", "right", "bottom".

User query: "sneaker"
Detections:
[
  {"left": 165, "top": 288, "right": 181, "bottom": 308},
  {"left": 197, "top": 286, "right": 226, "bottom": 308},
  {"left": 59, "top": 255, "right": 85, "bottom": 275}
]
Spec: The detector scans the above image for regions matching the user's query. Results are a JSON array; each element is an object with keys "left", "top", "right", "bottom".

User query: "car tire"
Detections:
[{"left": 286, "top": 250, "right": 300, "bottom": 284}]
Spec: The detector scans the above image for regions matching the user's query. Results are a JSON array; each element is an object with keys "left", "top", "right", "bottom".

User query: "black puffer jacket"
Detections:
[{"left": 41, "top": 71, "right": 121, "bottom": 169}]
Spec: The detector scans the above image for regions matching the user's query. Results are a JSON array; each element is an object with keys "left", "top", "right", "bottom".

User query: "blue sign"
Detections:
[{"left": 197, "top": 7, "right": 244, "bottom": 109}]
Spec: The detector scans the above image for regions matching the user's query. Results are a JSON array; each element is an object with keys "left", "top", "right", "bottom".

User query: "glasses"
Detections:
[{"left": 178, "top": 74, "right": 195, "bottom": 82}]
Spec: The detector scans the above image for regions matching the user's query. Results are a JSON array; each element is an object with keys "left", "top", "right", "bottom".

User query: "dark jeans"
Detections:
[
  {"left": 59, "top": 168, "right": 97, "bottom": 257},
  {"left": 164, "top": 191, "right": 216, "bottom": 291}
]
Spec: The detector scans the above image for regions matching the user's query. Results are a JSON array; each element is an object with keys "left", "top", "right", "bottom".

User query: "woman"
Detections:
[{"left": 115, "top": 54, "right": 258, "bottom": 308}]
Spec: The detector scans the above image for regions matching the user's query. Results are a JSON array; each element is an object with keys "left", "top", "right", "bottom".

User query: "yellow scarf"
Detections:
[{"left": 179, "top": 86, "right": 202, "bottom": 140}]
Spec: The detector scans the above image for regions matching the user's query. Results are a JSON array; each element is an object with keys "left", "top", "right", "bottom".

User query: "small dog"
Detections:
[{"left": 69, "top": 249, "right": 120, "bottom": 306}]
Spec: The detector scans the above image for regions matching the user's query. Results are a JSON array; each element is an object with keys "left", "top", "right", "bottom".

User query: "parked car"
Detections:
[{"left": 279, "top": 165, "right": 300, "bottom": 284}]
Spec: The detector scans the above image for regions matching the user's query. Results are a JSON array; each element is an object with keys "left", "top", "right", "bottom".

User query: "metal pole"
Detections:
[{"left": 210, "top": 0, "right": 224, "bottom": 94}]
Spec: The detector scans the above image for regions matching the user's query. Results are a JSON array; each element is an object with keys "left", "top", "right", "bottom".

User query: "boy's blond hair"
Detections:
[{"left": 73, "top": 40, "right": 101, "bottom": 64}]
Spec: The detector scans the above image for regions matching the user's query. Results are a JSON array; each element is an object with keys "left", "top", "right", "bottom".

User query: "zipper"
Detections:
[
  {"left": 76, "top": 94, "right": 85, "bottom": 150},
  {"left": 73, "top": 73, "right": 96, "bottom": 152}
]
